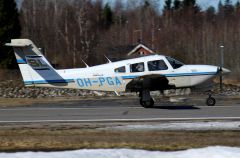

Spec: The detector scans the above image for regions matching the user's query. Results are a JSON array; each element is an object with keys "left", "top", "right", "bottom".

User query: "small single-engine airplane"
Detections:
[{"left": 6, "top": 39, "right": 230, "bottom": 108}]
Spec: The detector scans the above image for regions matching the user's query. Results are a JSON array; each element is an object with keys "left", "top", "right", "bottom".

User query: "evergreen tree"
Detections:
[
  {"left": 206, "top": 6, "right": 216, "bottom": 21},
  {"left": 182, "top": 0, "right": 200, "bottom": 13},
  {"left": 182, "top": 0, "right": 196, "bottom": 7},
  {"left": 143, "top": 0, "right": 150, "bottom": 8},
  {"left": 218, "top": 0, "right": 225, "bottom": 15},
  {"left": 236, "top": 1, "right": 240, "bottom": 13},
  {"left": 224, "top": 0, "right": 234, "bottom": 16},
  {"left": 0, "top": 0, "right": 21, "bottom": 68},
  {"left": 236, "top": 1, "right": 240, "bottom": 8},
  {"left": 164, "top": 0, "right": 172, "bottom": 11},
  {"left": 206, "top": 6, "right": 216, "bottom": 15},
  {"left": 102, "top": 3, "right": 113, "bottom": 29},
  {"left": 173, "top": 0, "right": 181, "bottom": 10}
]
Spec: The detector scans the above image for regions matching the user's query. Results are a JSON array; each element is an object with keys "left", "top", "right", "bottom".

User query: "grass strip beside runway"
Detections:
[{"left": 0, "top": 125, "right": 240, "bottom": 151}]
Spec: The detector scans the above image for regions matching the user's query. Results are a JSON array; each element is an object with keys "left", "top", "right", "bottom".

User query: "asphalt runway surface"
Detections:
[{"left": 0, "top": 97, "right": 240, "bottom": 123}]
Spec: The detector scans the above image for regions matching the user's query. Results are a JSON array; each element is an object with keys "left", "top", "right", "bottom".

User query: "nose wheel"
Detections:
[
  {"left": 139, "top": 90, "right": 154, "bottom": 108},
  {"left": 206, "top": 94, "right": 216, "bottom": 106},
  {"left": 140, "top": 98, "right": 154, "bottom": 108}
]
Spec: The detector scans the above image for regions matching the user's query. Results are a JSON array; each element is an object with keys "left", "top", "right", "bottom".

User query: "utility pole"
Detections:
[
  {"left": 134, "top": 29, "right": 142, "bottom": 44},
  {"left": 151, "top": 29, "right": 154, "bottom": 49},
  {"left": 220, "top": 45, "right": 224, "bottom": 92},
  {"left": 151, "top": 28, "right": 161, "bottom": 50}
]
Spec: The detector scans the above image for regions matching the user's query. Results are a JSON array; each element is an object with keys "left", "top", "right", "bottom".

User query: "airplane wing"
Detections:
[{"left": 125, "top": 74, "right": 175, "bottom": 92}]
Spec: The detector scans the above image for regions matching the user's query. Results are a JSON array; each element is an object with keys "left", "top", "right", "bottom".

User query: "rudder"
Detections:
[{"left": 6, "top": 39, "right": 66, "bottom": 87}]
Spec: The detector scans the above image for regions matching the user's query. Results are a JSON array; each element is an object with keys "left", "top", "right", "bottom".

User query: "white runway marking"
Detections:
[
  {"left": 0, "top": 107, "right": 142, "bottom": 111},
  {"left": 1, "top": 117, "right": 240, "bottom": 123}
]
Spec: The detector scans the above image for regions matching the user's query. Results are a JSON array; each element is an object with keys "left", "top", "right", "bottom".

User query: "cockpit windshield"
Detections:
[{"left": 166, "top": 56, "right": 184, "bottom": 69}]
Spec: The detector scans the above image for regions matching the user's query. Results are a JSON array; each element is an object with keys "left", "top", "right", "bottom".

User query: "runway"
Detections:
[{"left": 0, "top": 97, "right": 240, "bottom": 123}]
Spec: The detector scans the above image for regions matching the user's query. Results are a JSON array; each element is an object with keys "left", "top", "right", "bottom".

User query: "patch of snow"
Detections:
[
  {"left": 104, "top": 121, "right": 240, "bottom": 131},
  {"left": 1, "top": 146, "right": 240, "bottom": 158}
]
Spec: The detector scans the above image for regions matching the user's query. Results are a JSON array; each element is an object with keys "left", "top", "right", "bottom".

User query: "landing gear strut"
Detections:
[
  {"left": 139, "top": 90, "right": 154, "bottom": 108},
  {"left": 206, "top": 93, "right": 216, "bottom": 106}
]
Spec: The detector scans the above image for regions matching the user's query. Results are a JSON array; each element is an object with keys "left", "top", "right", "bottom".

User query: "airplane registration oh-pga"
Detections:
[{"left": 6, "top": 39, "right": 230, "bottom": 108}]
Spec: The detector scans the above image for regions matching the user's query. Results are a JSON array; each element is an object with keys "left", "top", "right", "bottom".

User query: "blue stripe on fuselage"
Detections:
[
  {"left": 24, "top": 79, "right": 74, "bottom": 85},
  {"left": 122, "top": 75, "right": 139, "bottom": 79},
  {"left": 164, "top": 72, "right": 217, "bottom": 77},
  {"left": 16, "top": 59, "right": 27, "bottom": 64}
]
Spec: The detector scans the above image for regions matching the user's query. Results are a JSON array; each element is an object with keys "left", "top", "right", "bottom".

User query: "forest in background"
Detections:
[{"left": 1, "top": 0, "right": 240, "bottom": 79}]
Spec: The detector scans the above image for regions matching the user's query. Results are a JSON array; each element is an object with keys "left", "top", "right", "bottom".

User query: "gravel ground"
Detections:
[{"left": 0, "top": 80, "right": 240, "bottom": 98}]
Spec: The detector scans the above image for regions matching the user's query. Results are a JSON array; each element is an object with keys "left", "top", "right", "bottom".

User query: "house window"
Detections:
[
  {"left": 130, "top": 62, "right": 144, "bottom": 72},
  {"left": 114, "top": 66, "right": 126, "bottom": 73},
  {"left": 148, "top": 60, "right": 168, "bottom": 71}
]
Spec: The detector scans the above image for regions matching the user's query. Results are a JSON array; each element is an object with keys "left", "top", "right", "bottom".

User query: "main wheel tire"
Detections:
[
  {"left": 140, "top": 98, "right": 154, "bottom": 108},
  {"left": 206, "top": 97, "right": 216, "bottom": 106}
]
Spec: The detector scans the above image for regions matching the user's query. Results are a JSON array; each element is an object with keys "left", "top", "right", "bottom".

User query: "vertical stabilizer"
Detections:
[{"left": 6, "top": 39, "right": 66, "bottom": 86}]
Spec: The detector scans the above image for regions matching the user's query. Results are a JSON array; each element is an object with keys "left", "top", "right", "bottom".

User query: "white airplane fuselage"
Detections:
[{"left": 24, "top": 55, "right": 221, "bottom": 92}]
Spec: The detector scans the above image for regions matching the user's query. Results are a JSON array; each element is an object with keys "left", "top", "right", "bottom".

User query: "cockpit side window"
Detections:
[
  {"left": 166, "top": 56, "right": 184, "bottom": 69},
  {"left": 148, "top": 60, "right": 168, "bottom": 71},
  {"left": 114, "top": 66, "right": 126, "bottom": 73},
  {"left": 130, "top": 62, "right": 144, "bottom": 73}
]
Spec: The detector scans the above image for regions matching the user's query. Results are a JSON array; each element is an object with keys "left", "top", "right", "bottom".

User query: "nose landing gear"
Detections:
[
  {"left": 206, "top": 93, "right": 216, "bottom": 106},
  {"left": 139, "top": 90, "right": 154, "bottom": 108}
]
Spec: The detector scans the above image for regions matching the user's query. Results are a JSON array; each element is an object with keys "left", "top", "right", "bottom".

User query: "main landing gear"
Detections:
[
  {"left": 139, "top": 90, "right": 154, "bottom": 108},
  {"left": 206, "top": 93, "right": 216, "bottom": 106},
  {"left": 139, "top": 90, "right": 216, "bottom": 108}
]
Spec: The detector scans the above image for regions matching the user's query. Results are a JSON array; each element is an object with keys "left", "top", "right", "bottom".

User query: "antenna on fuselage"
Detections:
[
  {"left": 81, "top": 59, "right": 89, "bottom": 68},
  {"left": 114, "top": 91, "right": 120, "bottom": 96},
  {"left": 104, "top": 55, "right": 112, "bottom": 63}
]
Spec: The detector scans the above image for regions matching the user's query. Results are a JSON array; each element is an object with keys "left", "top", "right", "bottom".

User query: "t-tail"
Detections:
[{"left": 5, "top": 39, "right": 68, "bottom": 87}]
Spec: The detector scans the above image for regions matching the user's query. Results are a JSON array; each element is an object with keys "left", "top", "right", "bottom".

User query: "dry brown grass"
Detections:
[
  {"left": 0, "top": 98, "right": 65, "bottom": 107},
  {"left": 0, "top": 126, "right": 240, "bottom": 151},
  {"left": 0, "top": 97, "right": 114, "bottom": 107}
]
